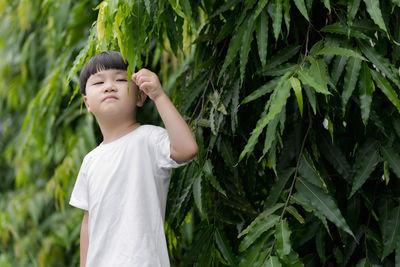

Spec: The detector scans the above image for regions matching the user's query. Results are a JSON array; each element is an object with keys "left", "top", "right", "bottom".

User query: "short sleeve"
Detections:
[
  {"left": 151, "top": 126, "right": 191, "bottom": 170},
  {"left": 69, "top": 159, "right": 89, "bottom": 211}
]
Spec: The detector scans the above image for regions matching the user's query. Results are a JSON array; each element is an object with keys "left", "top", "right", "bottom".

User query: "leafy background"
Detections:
[{"left": 1, "top": 0, "right": 400, "bottom": 266}]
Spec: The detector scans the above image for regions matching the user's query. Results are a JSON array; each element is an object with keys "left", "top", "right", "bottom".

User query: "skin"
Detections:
[{"left": 80, "top": 68, "right": 198, "bottom": 265}]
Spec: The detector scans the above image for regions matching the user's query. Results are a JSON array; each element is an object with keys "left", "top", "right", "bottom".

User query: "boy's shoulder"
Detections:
[{"left": 83, "top": 124, "right": 166, "bottom": 159}]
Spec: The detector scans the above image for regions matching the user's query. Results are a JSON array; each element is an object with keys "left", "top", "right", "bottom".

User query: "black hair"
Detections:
[{"left": 79, "top": 51, "right": 129, "bottom": 95}]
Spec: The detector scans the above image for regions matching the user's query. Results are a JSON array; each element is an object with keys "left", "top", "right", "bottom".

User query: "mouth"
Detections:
[{"left": 103, "top": 95, "right": 118, "bottom": 102}]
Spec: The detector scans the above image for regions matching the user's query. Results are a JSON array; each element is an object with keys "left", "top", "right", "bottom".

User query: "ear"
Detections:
[
  {"left": 136, "top": 89, "right": 147, "bottom": 107},
  {"left": 83, "top": 95, "right": 91, "bottom": 112}
]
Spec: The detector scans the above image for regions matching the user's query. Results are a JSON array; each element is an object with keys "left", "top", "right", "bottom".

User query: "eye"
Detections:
[
  {"left": 93, "top": 81, "right": 103, "bottom": 85},
  {"left": 117, "top": 79, "right": 127, "bottom": 82}
]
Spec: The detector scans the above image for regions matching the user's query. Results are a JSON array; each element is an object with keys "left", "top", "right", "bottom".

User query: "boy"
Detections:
[{"left": 69, "top": 51, "right": 198, "bottom": 267}]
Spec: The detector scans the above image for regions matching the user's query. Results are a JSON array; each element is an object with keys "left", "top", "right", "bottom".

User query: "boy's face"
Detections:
[{"left": 83, "top": 69, "right": 146, "bottom": 119}]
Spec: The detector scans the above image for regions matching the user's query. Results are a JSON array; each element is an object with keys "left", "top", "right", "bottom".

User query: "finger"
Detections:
[
  {"left": 137, "top": 76, "right": 152, "bottom": 87},
  {"left": 139, "top": 82, "right": 153, "bottom": 93}
]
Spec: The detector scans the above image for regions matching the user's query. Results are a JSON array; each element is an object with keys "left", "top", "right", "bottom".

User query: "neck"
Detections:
[{"left": 96, "top": 116, "right": 140, "bottom": 144}]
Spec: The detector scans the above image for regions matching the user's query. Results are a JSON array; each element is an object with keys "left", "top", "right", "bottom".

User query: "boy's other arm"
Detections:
[
  {"left": 132, "top": 69, "right": 198, "bottom": 162},
  {"left": 80, "top": 211, "right": 89, "bottom": 267}
]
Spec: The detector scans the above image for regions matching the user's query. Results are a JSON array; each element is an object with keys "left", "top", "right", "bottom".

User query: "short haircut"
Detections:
[{"left": 79, "top": 51, "right": 129, "bottom": 95}]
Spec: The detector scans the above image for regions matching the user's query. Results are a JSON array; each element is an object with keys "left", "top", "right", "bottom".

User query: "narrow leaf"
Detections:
[
  {"left": 362, "top": 0, "right": 388, "bottom": 33},
  {"left": 381, "top": 146, "right": 400, "bottom": 179},
  {"left": 270, "top": 0, "right": 283, "bottom": 41},
  {"left": 215, "top": 228, "right": 237, "bottom": 266},
  {"left": 263, "top": 256, "right": 282, "bottom": 267},
  {"left": 331, "top": 55, "right": 348, "bottom": 85},
  {"left": 262, "top": 63, "right": 297, "bottom": 76},
  {"left": 370, "top": 70, "right": 400, "bottom": 113},
  {"left": 381, "top": 205, "right": 400, "bottom": 259},
  {"left": 358, "top": 62, "right": 374, "bottom": 126},
  {"left": 347, "top": 0, "right": 361, "bottom": 27},
  {"left": 193, "top": 174, "right": 203, "bottom": 215},
  {"left": 342, "top": 56, "right": 362, "bottom": 114},
  {"left": 275, "top": 219, "right": 292, "bottom": 257},
  {"left": 263, "top": 45, "right": 301, "bottom": 70},
  {"left": 256, "top": 9, "right": 269, "bottom": 68},
  {"left": 240, "top": 14, "right": 255, "bottom": 84},
  {"left": 298, "top": 151, "right": 328, "bottom": 190},
  {"left": 349, "top": 140, "right": 380, "bottom": 198},
  {"left": 239, "top": 215, "right": 280, "bottom": 252},
  {"left": 296, "top": 178, "right": 355, "bottom": 238},
  {"left": 241, "top": 77, "right": 280, "bottom": 104},
  {"left": 286, "top": 205, "right": 305, "bottom": 224},
  {"left": 290, "top": 77, "right": 303, "bottom": 116},
  {"left": 204, "top": 159, "right": 227, "bottom": 196},
  {"left": 239, "top": 74, "right": 291, "bottom": 161},
  {"left": 358, "top": 40, "right": 400, "bottom": 88},
  {"left": 265, "top": 168, "right": 295, "bottom": 208},
  {"left": 321, "top": 23, "right": 370, "bottom": 39},
  {"left": 298, "top": 67, "right": 330, "bottom": 95},
  {"left": 293, "top": 0, "right": 309, "bottom": 21},
  {"left": 321, "top": 0, "right": 331, "bottom": 13},
  {"left": 316, "top": 47, "right": 366, "bottom": 61}
]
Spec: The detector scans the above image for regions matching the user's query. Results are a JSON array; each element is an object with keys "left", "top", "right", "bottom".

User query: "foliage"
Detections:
[{"left": 1, "top": 0, "right": 400, "bottom": 266}]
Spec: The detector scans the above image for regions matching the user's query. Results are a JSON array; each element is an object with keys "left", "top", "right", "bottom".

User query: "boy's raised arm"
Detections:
[{"left": 132, "top": 69, "right": 198, "bottom": 162}]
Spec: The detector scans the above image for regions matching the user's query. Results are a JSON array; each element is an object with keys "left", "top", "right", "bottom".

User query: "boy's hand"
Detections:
[{"left": 132, "top": 69, "right": 165, "bottom": 101}]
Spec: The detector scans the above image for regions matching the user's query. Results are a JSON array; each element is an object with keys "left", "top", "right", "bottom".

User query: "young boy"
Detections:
[{"left": 69, "top": 51, "right": 198, "bottom": 267}]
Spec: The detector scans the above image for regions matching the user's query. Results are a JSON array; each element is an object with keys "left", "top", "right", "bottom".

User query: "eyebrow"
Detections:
[{"left": 91, "top": 70, "right": 127, "bottom": 79}]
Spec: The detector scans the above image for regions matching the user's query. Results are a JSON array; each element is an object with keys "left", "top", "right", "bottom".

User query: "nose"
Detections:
[{"left": 103, "top": 81, "right": 118, "bottom": 92}]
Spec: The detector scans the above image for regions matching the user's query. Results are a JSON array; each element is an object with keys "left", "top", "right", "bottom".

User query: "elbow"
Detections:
[{"left": 188, "top": 142, "right": 199, "bottom": 160}]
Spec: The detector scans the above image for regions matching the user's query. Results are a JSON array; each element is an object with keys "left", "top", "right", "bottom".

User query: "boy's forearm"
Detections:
[
  {"left": 154, "top": 93, "right": 198, "bottom": 162},
  {"left": 80, "top": 211, "right": 89, "bottom": 267}
]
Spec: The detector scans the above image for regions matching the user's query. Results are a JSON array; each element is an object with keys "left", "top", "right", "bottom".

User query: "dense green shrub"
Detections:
[{"left": 1, "top": 0, "right": 400, "bottom": 266}]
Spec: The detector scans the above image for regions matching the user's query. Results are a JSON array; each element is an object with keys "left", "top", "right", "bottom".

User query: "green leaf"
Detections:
[
  {"left": 263, "top": 45, "right": 301, "bottom": 70},
  {"left": 347, "top": 0, "right": 361, "bottom": 27},
  {"left": 303, "top": 85, "right": 317, "bottom": 114},
  {"left": 215, "top": 227, "right": 237, "bottom": 266},
  {"left": 231, "top": 79, "right": 240, "bottom": 134},
  {"left": 241, "top": 77, "right": 280, "bottom": 104},
  {"left": 263, "top": 256, "right": 282, "bottom": 267},
  {"left": 316, "top": 47, "right": 366, "bottom": 61},
  {"left": 264, "top": 168, "right": 295, "bottom": 208},
  {"left": 342, "top": 56, "right": 362, "bottom": 114},
  {"left": 298, "top": 66, "right": 330, "bottom": 95},
  {"left": 381, "top": 146, "right": 400, "bottom": 179},
  {"left": 298, "top": 151, "right": 328, "bottom": 190},
  {"left": 318, "top": 133, "right": 351, "bottom": 181},
  {"left": 240, "top": 14, "right": 255, "bottom": 84},
  {"left": 290, "top": 77, "right": 303, "bottom": 116},
  {"left": 218, "top": 18, "right": 248, "bottom": 81},
  {"left": 296, "top": 178, "right": 355, "bottom": 238},
  {"left": 275, "top": 219, "right": 292, "bottom": 257},
  {"left": 293, "top": 0, "right": 309, "bottom": 21},
  {"left": 286, "top": 205, "right": 305, "bottom": 224},
  {"left": 239, "top": 215, "right": 280, "bottom": 252},
  {"left": 256, "top": 9, "right": 269, "bottom": 68},
  {"left": 358, "top": 62, "right": 374, "bottom": 126},
  {"left": 316, "top": 227, "right": 327, "bottom": 263},
  {"left": 383, "top": 161, "right": 390, "bottom": 185},
  {"left": 380, "top": 205, "right": 400, "bottom": 259},
  {"left": 321, "top": 23, "right": 370, "bottom": 39},
  {"left": 291, "top": 191, "right": 331, "bottom": 235},
  {"left": 362, "top": 0, "right": 388, "bottom": 33},
  {"left": 239, "top": 231, "right": 274, "bottom": 267},
  {"left": 331, "top": 55, "right": 348, "bottom": 85},
  {"left": 204, "top": 159, "right": 227, "bottom": 196},
  {"left": 370, "top": 69, "right": 400, "bottom": 113},
  {"left": 349, "top": 140, "right": 380, "bottom": 198},
  {"left": 270, "top": 0, "right": 283, "bottom": 41},
  {"left": 358, "top": 40, "right": 400, "bottom": 88},
  {"left": 262, "top": 63, "right": 297, "bottom": 76},
  {"left": 193, "top": 173, "right": 203, "bottom": 216},
  {"left": 283, "top": 0, "right": 290, "bottom": 34},
  {"left": 262, "top": 112, "right": 280, "bottom": 157},
  {"left": 239, "top": 74, "right": 292, "bottom": 161},
  {"left": 321, "top": 0, "right": 330, "bottom": 13}
]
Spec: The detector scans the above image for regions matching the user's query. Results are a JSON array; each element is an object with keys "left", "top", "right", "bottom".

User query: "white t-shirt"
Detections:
[{"left": 69, "top": 125, "right": 187, "bottom": 267}]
